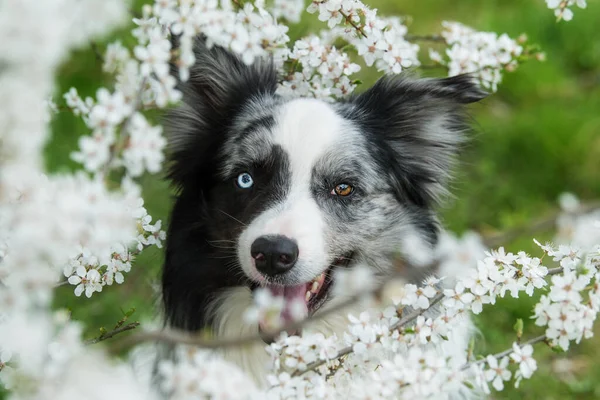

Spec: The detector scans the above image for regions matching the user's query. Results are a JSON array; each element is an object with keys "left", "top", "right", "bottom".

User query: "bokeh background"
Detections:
[{"left": 39, "top": 0, "right": 600, "bottom": 398}]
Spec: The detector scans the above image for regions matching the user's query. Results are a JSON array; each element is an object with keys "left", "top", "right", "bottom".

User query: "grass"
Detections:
[{"left": 35, "top": 0, "right": 600, "bottom": 398}]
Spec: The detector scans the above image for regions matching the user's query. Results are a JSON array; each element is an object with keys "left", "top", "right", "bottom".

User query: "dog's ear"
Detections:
[
  {"left": 347, "top": 74, "right": 487, "bottom": 207},
  {"left": 166, "top": 37, "right": 278, "bottom": 186}
]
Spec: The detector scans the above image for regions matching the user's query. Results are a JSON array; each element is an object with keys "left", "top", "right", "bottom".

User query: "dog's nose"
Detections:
[{"left": 251, "top": 235, "right": 298, "bottom": 276}]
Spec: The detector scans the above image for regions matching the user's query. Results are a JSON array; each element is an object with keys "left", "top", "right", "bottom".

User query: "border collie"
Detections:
[{"left": 160, "top": 37, "right": 486, "bottom": 383}]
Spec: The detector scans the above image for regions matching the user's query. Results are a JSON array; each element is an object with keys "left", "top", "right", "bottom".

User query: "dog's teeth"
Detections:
[
  {"left": 311, "top": 281, "right": 319, "bottom": 293},
  {"left": 305, "top": 291, "right": 311, "bottom": 301}
]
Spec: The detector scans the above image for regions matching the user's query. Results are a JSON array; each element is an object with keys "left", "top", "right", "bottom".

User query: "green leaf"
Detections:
[{"left": 513, "top": 318, "right": 524, "bottom": 340}]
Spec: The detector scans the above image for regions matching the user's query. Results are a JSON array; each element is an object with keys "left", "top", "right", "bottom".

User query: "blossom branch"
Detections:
[
  {"left": 292, "top": 292, "right": 446, "bottom": 377},
  {"left": 108, "top": 277, "right": 392, "bottom": 354},
  {"left": 340, "top": 10, "right": 367, "bottom": 38},
  {"left": 84, "top": 322, "right": 140, "bottom": 345},
  {"left": 100, "top": 77, "right": 148, "bottom": 178},
  {"left": 108, "top": 259, "right": 567, "bottom": 356},
  {"left": 462, "top": 334, "right": 548, "bottom": 370},
  {"left": 405, "top": 34, "right": 445, "bottom": 42},
  {"left": 483, "top": 200, "right": 600, "bottom": 248},
  {"left": 108, "top": 260, "right": 439, "bottom": 353}
]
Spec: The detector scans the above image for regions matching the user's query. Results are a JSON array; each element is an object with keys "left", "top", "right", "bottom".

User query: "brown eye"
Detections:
[{"left": 331, "top": 183, "right": 354, "bottom": 196}]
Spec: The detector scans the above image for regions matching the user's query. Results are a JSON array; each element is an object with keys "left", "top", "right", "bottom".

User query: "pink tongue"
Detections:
[{"left": 260, "top": 284, "right": 308, "bottom": 333}]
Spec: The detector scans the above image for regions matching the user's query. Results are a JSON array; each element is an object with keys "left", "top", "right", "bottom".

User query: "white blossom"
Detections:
[
  {"left": 510, "top": 343, "right": 537, "bottom": 379},
  {"left": 546, "top": 0, "right": 587, "bottom": 21},
  {"left": 103, "top": 41, "right": 130, "bottom": 74},
  {"left": 122, "top": 113, "right": 167, "bottom": 177},
  {"left": 432, "top": 21, "right": 524, "bottom": 92},
  {"left": 87, "top": 88, "right": 133, "bottom": 129},
  {"left": 484, "top": 355, "right": 511, "bottom": 391}
]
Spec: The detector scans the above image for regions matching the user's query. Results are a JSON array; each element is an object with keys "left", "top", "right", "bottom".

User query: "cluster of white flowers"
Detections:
[
  {"left": 66, "top": 81, "right": 169, "bottom": 177},
  {"left": 533, "top": 240, "right": 599, "bottom": 350},
  {"left": 244, "top": 288, "right": 288, "bottom": 330},
  {"left": 0, "top": 1, "right": 153, "bottom": 398},
  {"left": 272, "top": 0, "right": 305, "bottom": 23},
  {"left": 0, "top": 0, "right": 140, "bottom": 318},
  {"left": 278, "top": 35, "right": 361, "bottom": 100},
  {"left": 150, "top": 0, "right": 291, "bottom": 69},
  {"left": 60, "top": 178, "right": 165, "bottom": 297},
  {"left": 546, "top": 0, "right": 587, "bottom": 21},
  {"left": 0, "top": 311, "right": 149, "bottom": 398},
  {"left": 435, "top": 230, "right": 487, "bottom": 282},
  {"left": 307, "top": 0, "right": 420, "bottom": 73},
  {"left": 429, "top": 21, "right": 527, "bottom": 92},
  {"left": 158, "top": 346, "right": 259, "bottom": 399}
]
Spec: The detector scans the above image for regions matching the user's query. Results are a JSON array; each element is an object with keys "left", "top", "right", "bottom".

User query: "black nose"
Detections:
[{"left": 251, "top": 235, "right": 298, "bottom": 276}]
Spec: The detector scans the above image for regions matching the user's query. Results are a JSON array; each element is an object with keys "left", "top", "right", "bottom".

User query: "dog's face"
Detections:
[{"left": 163, "top": 39, "right": 486, "bottom": 331}]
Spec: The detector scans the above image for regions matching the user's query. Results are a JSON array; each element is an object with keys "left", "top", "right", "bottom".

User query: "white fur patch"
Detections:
[
  {"left": 272, "top": 98, "right": 347, "bottom": 186},
  {"left": 237, "top": 98, "right": 355, "bottom": 284},
  {"left": 207, "top": 287, "right": 272, "bottom": 383}
]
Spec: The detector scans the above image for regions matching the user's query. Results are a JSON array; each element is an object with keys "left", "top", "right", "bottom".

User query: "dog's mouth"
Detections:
[{"left": 252, "top": 252, "right": 353, "bottom": 336}]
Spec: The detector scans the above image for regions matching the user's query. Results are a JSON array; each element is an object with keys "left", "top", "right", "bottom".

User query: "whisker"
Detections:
[
  {"left": 206, "top": 244, "right": 238, "bottom": 250},
  {"left": 205, "top": 239, "right": 238, "bottom": 251},
  {"left": 215, "top": 209, "right": 247, "bottom": 227},
  {"left": 207, "top": 255, "right": 239, "bottom": 260}
]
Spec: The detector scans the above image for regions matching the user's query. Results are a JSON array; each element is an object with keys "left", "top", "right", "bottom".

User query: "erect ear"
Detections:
[
  {"left": 166, "top": 37, "right": 279, "bottom": 186},
  {"left": 346, "top": 74, "right": 488, "bottom": 207}
]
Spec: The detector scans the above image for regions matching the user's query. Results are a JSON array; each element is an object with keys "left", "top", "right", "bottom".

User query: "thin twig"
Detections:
[
  {"left": 484, "top": 200, "right": 600, "bottom": 248},
  {"left": 340, "top": 10, "right": 367, "bottom": 39},
  {"left": 90, "top": 41, "right": 105, "bottom": 64},
  {"left": 85, "top": 322, "right": 140, "bottom": 345},
  {"left": 546, "top": 266, "right": 563, "bottom": 276},
  {"left": 462, "top": 334, "right": 547, "bottom": 370},
  {"left": 109, "top": 281, "right": 390, "bottom": 355},
  {"left": 405, "top": 34, "right": 445, "bottom": 43}
]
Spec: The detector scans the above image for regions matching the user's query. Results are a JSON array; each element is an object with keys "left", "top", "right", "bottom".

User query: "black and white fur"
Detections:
[{"left": 160, "top": 37, "right": 487, "bottom": 383}]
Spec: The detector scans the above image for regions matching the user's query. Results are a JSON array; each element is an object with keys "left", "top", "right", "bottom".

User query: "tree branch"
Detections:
[
  {"left": 340, "top": 10, "right": 368, "bottom": 39},
  {"left": 85, "top": 322, "right": 140, "bottom": 345},
  {"left": 405, "top": 34, "right": 445, "bottom": 42},
  {"left": 462, "top": 334, "right": 547, "bottom": 370},
  {"left": 90, "top": 41, "right": 105, "bottom": 64},
  {"left": 483, "top": 200, "right": 600, "bottom": 248},
  {"left": 108, "top": 280, "right": 391, "bottom": 354}
]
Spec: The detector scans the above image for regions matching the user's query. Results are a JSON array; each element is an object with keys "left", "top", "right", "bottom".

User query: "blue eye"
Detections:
[{"left": 236, "top": 172, "right": 254, "bottom": 189}]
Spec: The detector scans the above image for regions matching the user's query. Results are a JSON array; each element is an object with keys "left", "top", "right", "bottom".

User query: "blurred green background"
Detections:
[{"left": 41, "top": 0, "right": 600, "bottom": 398}]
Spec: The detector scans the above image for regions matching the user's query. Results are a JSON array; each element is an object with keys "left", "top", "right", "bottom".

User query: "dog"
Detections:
[{"left": 160, "top": 37, "right": 487, "bottom": 385}]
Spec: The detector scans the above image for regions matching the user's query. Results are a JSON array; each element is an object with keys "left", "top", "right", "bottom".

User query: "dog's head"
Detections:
[{"left": 163, "top": 39, "right": 486, "bottom": 330}]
